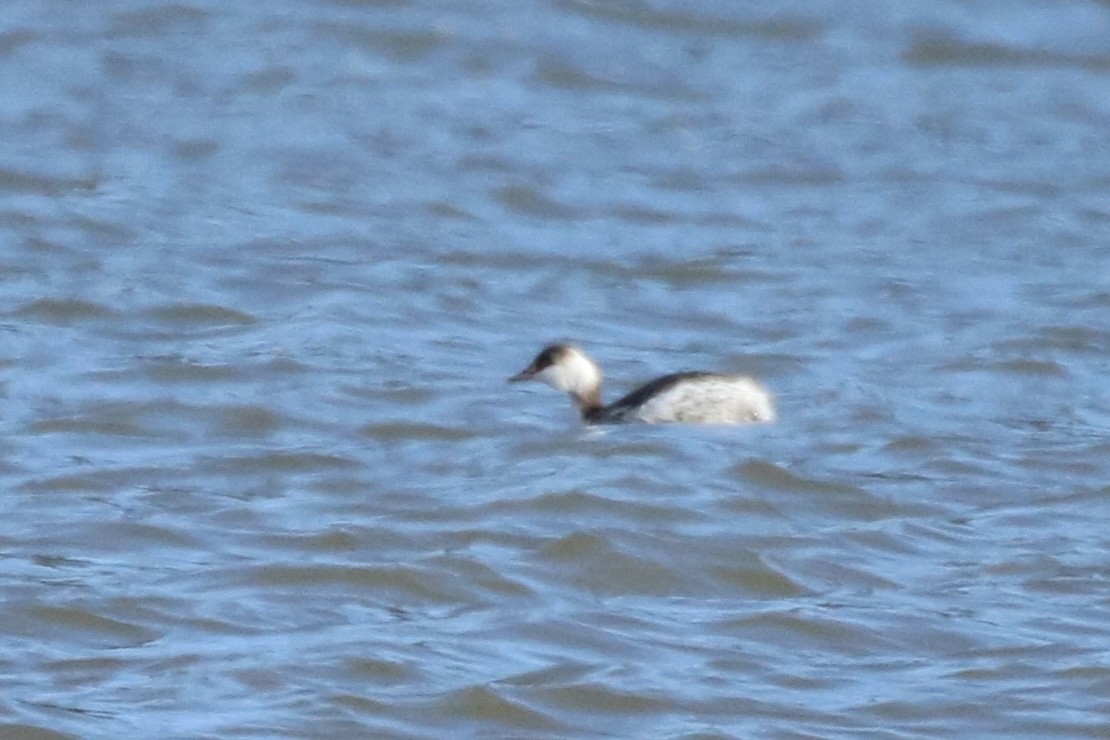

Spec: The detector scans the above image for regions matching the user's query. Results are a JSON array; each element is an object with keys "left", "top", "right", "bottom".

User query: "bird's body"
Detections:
[{"left": 509, "top": 344, "right": 775, "bottom": 425}]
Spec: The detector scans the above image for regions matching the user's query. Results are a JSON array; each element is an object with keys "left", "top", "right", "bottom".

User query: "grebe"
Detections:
[{"left": 509, "top": 344, "right": 775, "bottom": 424}]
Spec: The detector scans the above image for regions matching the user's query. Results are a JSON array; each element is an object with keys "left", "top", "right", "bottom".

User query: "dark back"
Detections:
[{"left": 589, "top": 371, "right": 717, "bottom": 423}]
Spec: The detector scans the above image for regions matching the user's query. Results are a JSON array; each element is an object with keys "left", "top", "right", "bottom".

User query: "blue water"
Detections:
[{"left": 1, "top": 1, "right": 1108, "bottom": 737}]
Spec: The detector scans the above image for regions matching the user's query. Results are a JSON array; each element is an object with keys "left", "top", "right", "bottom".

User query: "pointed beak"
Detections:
[{"left": 508, "top": 366, "right": 536, "bottom": 382}]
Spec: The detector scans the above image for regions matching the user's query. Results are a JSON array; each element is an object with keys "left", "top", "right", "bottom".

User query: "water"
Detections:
[{"left": 1, "top": 1, "right": 1108, "bottom": 737}]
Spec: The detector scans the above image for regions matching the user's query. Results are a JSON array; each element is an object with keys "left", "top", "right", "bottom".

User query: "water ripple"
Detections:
[{"left": 1, "top": 0, "right": 1107, "bottom": 736}]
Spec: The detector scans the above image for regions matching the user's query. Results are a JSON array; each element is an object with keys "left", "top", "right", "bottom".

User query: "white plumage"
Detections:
[{"left": 628, "top": 375, "right": 775, "bottom": 424}]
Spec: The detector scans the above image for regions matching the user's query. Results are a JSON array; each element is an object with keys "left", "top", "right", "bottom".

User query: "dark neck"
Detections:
[{"left": 572, "top": 388, "right": 604, "bottom": 423}]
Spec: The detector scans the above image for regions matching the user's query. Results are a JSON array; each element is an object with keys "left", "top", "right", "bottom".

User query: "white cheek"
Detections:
[{"left": 535, "top": 365, "right": 570, "bottom": 392}]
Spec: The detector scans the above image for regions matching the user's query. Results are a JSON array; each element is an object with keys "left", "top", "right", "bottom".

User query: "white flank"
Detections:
[{"left": 629, "top": 375, "right": 776, "bottom": 424}]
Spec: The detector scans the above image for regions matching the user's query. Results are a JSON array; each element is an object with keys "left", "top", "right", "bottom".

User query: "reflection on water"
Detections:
[{"left": 1, "top": 0, "right": 1108, "bottom": 737}]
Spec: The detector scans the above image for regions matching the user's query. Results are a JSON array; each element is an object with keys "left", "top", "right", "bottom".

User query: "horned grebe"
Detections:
[{"left": 509, "top": 344, "right": 775, "bottom": 424}]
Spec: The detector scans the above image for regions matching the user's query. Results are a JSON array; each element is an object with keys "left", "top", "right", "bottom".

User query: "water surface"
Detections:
[{"left": 1, "top": 1, "right": 1108, "bottom": 737}]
